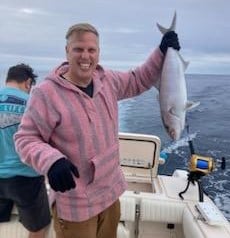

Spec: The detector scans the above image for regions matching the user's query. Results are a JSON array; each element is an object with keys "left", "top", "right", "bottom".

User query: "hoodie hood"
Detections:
[{"left": 45, "top": 61, "right": 106, "bottom": 95}]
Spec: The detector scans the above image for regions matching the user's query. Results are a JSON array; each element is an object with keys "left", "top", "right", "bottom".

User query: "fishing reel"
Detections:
[{"left": 189, "top": 154, "right": 214, "bottom": 175}]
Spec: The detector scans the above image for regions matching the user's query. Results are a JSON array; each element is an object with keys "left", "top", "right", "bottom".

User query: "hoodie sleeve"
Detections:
[
  {"left": 108, "top": 48, "right": 163, "bottom": 100},
  {"left": 14, "top": 86, "right": 66, "bottom": 175}
]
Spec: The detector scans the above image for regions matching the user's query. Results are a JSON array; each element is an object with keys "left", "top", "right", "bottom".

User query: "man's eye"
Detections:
[
  {"left": 73, "top": 48, "right": 82, "bottom": 52},
  {"left": 89, "top": 49, "right": 96, "bottom": 53}
]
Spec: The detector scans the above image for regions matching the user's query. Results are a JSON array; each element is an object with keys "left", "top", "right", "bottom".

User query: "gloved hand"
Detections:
[
  {"left": 47, "top": 158, "right": 80, "bottom": 192},
  {"left": 159, "top": 31, "right": 181, "bottom": 55}
]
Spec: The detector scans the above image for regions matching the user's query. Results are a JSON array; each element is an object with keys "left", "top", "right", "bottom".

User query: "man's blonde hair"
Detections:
[{"left": 65, "top": 23, "right": 99, "bottom": 41}]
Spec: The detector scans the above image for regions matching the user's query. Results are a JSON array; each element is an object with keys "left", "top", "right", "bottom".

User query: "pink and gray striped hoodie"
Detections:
[{"left": 14, "top": 48, "right": 163, "bottom": 222}]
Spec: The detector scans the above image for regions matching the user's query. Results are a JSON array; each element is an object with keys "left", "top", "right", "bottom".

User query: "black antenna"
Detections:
[
  {"left": 221, "top": 157, "right": 226, "bottom": 170},
  {"left": 186, "top": 124, "right": 195, "bottom": 155}
]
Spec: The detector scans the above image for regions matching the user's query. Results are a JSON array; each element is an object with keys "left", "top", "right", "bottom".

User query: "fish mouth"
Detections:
[
  {"left": 169, "top": 129, "right": 180, "bottom": 140},
  {"left": 170, "top": 131, "right": 177, "bottom": 140}
]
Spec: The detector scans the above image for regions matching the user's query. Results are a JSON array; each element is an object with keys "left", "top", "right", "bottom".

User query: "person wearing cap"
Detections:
[
  {"left": 0, "top": 64, "right": 51, "bottom": 238},
  {"left": 14, "top": 24, "right": 180, "bottom": 238}
]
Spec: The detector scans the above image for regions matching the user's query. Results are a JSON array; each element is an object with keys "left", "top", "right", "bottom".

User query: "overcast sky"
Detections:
[{"left": 0, "top": 0, "right": 230, "bottom": 79}]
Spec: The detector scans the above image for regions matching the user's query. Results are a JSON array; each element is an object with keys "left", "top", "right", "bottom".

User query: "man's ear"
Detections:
[
  {"left": 65, "top": 45, "right": 70, "bottom": 62},
  {"left": 65, "top": 45, "right": 69, "bottom": 54},
  {"left": 25, "top": 78, "right": 32, "bottom": 91}
]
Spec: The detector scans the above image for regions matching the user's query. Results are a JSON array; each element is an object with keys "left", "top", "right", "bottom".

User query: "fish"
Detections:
[{"left": 156, "top": 12, "right": 200, "bottom": 140}]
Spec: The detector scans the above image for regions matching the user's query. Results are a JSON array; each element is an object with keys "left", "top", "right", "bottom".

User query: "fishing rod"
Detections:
[{"left": 179, "top": 124, "right": 215, "bottom": 202}]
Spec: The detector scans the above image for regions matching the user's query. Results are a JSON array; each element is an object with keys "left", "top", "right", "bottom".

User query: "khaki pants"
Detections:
[{"left": 53, "top": 200, "right": 120, "bottom": 238}]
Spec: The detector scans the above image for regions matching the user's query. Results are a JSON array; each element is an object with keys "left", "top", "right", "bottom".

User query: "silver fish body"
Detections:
[
  {"left": 159, "top": 48, "right": 188, "bottom": 140},
  {"left": 157, "top": 12, "right": 199, "bottom": 140}
]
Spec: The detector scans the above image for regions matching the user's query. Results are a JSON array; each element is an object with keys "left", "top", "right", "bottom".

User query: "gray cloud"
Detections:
[{"left": 0, "top": 0, "right": 230, "bottom": 81}]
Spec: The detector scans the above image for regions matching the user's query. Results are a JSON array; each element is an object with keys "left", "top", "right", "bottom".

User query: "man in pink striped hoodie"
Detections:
[{"left": 14, "top": 23, "right": 180, "bottom": 238}]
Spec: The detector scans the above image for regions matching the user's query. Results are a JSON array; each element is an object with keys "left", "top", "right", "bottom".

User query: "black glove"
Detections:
[
  {"left": 159, "top": 31, "right": 181, "bottom": 55},
  {"left": 47, "top": 158, "right": 80, "bottom": 192}
]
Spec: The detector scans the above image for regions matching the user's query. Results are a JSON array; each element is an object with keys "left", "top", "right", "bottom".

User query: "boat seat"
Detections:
[
  {"left": 140, "top": 198, "right": 204, "bottom": 238},
  {"left": 140, "top": 198, "right": 185, "bottom": 224},
  {"left": 117, "top": 196, "right": 136, "bottom": 238},
  {"left": 120, "top": 196, "right": 136, "bottom": 222}
]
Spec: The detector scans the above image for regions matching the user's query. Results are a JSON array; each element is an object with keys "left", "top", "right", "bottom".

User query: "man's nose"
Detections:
[{"left": 81, "top": 50, "right": 90, "bottom": 58}]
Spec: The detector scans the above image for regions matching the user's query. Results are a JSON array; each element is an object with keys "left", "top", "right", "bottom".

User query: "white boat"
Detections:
[{"left": 1, "top": 132, "right": 230, "bottom": 238}]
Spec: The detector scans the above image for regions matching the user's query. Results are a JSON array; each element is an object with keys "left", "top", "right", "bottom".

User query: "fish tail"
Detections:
[{"left": 156, "top": 11, "right": 177, "bottom": 34}]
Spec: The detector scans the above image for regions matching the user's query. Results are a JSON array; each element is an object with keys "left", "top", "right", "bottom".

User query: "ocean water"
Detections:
[{"left": 118, "top": 73, "right": 230, "bottom": 220}]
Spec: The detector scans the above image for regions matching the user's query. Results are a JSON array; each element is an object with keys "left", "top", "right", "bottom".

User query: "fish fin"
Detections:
[
  {"left": 156, "top": 11, "right": 177, "bottom": 35},
  {"left": 177, "top": 52, "right": 189, "bottom": 71},
  {"left": 185, "top": 101, "right": 200, "bottom": 111}
]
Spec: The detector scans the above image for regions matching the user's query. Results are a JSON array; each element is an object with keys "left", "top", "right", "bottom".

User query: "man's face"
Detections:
[{"left": 65, "top": 31, "right": 100, "bottom": 86}]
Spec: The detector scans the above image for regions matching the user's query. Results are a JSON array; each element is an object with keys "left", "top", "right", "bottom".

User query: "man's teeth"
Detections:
[{"left": 80, "top": 63, "right": 90, "bottom": 69}]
